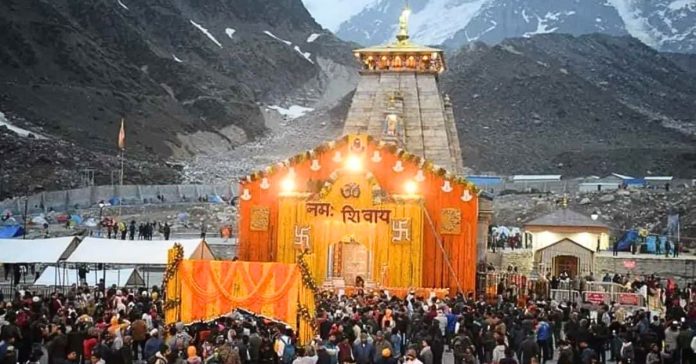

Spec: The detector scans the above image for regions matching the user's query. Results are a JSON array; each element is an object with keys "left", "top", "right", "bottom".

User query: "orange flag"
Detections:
[{"left": 117, "top": 118, "right": 125, "bottom": 150}]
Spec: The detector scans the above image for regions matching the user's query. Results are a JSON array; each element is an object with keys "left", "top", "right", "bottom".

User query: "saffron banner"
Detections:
[{"left": 165, "top": 260, "right": 316, "bottom": 343}]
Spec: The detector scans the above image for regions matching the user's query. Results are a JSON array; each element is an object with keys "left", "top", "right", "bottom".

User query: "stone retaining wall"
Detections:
[
  {"left": 595, "top": 255, "right": 696, "bottom": 285},
  {"left": 486, "top": 250, "right": 534, "bottom": 275},
  {"left": 0, "top": 183, "right": 236, "bottom": 214}
]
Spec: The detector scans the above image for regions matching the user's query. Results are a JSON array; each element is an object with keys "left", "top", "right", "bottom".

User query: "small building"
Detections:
[
  {"left": 533, "top": 238, "right": 595, "bottom": 278},
  {"left": 578, "top": 176, "right": 622, "bottom": 192},
  {"left": 645, "top": 176, "right": 673, "bottom": 189},
  {"left": 510, "top": 175, "right": 563, "bottom": 193},
  {"left": 609, "top": 173, "right": 645, "bottom": 188},
  {"left": 525, "top": 208, "right": 610, "bottom": 277}
]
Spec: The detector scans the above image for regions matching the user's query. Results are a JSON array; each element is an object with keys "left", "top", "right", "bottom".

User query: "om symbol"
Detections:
[{"left": 341, "top": 183, "right": 360, "bottom": 199}]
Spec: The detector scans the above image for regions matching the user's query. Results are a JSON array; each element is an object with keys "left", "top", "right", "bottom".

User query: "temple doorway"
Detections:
[
  {"left": 554, "top": 255, "right": 578, "bottom": 278},
  {"left": 329, "top": 238, "right": 371, "bottom": 286},
  {"left": 342, "top": 242, "right": 370, "bottom": 285}
]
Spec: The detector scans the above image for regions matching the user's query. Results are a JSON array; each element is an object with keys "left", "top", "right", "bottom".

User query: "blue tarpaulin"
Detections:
[
  {"left": 616, "top": 230, "right": 638, "bottom": 251},
  {"left": 645, "top": 236, "right": 656, "bottom": 253},
  {"left": 108, "top": 197, "right": 121, "bottom": 206},
  {"left": 659, "top": 236, "right": 668, "bottom": 253},
  {"left": 0, "top": 225, "right": 24, "bottom": 238},
  {"left": 69, "top": 215, "right": 83, "bottom": 225},
  {"left": 208, "top": 194, "right": 224, "bottom": 204}
]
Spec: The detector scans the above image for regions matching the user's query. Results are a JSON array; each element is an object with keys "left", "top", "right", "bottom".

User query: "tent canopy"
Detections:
[
  {"left": 65, "top": 238, "right": 215, "bottom": 265},
  {"left": 34, "top": 266, "right": 145, "bottom": 287},
  {"left": 0, "top": 225, "right": 24, "bottom": 238},
  {"left": 0, "top": 237, "right": 79, "bottom": 263}
]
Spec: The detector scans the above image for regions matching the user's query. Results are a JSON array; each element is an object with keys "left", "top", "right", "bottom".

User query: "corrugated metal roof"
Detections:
[
  {"left": 512, "top": 175, "right": 562, "bottom": 181},
  {"left": 611, "top": 173, "right": 634, "bottom": 180},
  {"left": 645, "top": 176, "right": 673, "bottom": 181},
  {"left": 524, "top": 209, "right": 610, "bottom": 229}
]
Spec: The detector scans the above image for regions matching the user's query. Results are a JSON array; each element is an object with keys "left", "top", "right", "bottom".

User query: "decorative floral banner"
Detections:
[{"left": 165, "top": 260, "right": 316, "bottom": 343}]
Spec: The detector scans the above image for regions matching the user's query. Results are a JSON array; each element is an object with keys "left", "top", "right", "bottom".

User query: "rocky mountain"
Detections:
[
  {"left": 439, "top": 33, "right": 696, "bottom": 177},
  {"left": 332, "top": 0, "right": 696, "bottom": 53},
  {"left": 0, "top": 0, "right": 358, "bottom": 198},
  {"left": 0, "top": 0, "right": 355, "bottom": 161}
]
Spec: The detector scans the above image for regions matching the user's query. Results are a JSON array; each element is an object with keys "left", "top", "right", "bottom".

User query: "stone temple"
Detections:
[
  {"left": 342, "top": 7, "right": 464, "bottom": 174},
  {"left": 342, "top": 7, "right": 493, "bottom": 260}
]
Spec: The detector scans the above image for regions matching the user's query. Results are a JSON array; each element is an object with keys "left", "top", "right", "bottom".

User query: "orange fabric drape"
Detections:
[{"left": 166, "top": 260, "right": 314, "bottom": 340}]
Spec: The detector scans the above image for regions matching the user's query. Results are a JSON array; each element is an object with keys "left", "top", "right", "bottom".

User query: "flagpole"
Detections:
[
  {"left": 118, "top": 118, "right": 125, "bottom": 217},
  {"left": 119, "top": 147, "right": 124, "bottom": 217}
]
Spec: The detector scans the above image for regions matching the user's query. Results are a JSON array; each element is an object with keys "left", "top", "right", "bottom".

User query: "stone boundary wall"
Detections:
[
  {"left": 0, "top": 184, "right": 237, "bottom": 214},
  {"left": 486, "top": 250, "right": 534, "bottom": 275},
  {"left": 595, "top": 255, "right": 696, "bottom": 285}
]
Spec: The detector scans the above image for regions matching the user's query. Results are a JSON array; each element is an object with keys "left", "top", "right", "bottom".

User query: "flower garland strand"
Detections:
[
  {"left": 297, "top": 250, "right": 318, "bottom": 333},
  {"left": 162, "top": 243, "right": 184, "bottom": 311}
]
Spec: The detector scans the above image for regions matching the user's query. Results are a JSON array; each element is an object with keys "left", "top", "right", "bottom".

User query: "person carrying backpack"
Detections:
[{"left": 275, "top": 330, "right": 296, "bottom": 364}]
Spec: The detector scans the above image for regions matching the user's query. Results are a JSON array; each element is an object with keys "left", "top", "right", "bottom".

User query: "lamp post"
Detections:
[
  {"left": 591, "top": 211, "right": 600, "bottom": 251},
  {"left": 22, "top": 196, "right": 28, "bottom": 239},
  {"left": 98, "top": 201, "right": 105, "bottom": 237}
]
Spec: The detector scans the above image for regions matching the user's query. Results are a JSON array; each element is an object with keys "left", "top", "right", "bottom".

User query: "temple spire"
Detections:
[{"left": 396, "top": 4, "right": 411, "bottom": 45}]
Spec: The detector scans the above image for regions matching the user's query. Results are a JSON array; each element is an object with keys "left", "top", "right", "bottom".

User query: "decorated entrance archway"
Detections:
[{"left": 237, "top": 134, "right": 479, "bottom": 292}]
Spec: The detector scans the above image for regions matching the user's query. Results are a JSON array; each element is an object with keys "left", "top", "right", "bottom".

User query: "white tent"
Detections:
[
  {"left": 34, "top": 266, "right": 145, "bottom": 287},
  {"left": 64, "top": 238, "right": 215, "bottom": 265},
  {"left": 0, "top": 237, "right": 79, "bottom": 263}
]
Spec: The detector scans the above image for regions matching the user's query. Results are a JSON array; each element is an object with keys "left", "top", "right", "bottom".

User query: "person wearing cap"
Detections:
[{"left": 144, "top": 329, "right": 163, "bottom": 361}]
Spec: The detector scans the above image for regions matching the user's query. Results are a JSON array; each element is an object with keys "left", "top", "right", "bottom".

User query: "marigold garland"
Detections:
[
  {"left": 297, "top": 250, "right": 318, "bottom": 295},
  {"left": 163, "top": 243, "right": 184, "bottom": 287}
]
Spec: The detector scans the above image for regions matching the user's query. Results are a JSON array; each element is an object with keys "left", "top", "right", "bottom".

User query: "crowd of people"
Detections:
[
  {"left": 97, "top": 220, "right": 171, "bottom": 241},
  {"left": 2, "top": 276, "right": 696, "bottom": 364}
]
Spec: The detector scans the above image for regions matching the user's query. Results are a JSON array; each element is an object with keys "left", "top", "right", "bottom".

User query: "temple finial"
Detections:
[{"left": 396, "top": 3, "right": 411, "bottom": 45}]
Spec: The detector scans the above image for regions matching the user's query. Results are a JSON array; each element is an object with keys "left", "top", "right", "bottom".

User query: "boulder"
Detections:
[
  {"left": 599, "top": 194, "right": 615, "bottom": 203},
  {"left": 579, "top": 197, "right": 591, "bottom": 205}
]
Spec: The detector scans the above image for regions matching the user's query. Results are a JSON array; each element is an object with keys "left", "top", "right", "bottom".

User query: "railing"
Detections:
[
  {"left": 585, "top": 281, "right": 633, "bottom": 294},
  {"left": 550, "top": 289, "right": 581, "bottom": 303}
]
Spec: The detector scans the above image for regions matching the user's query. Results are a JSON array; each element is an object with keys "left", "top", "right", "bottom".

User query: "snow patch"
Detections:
[
  {"left": 0, "top": 111, "right": 46, "bottom": 139},
  {"left": 521, "top": 9, "right": 532, "bottom": 23},
  {"left": 267, "top": 105, "right": 314, "bottom": 120},
  {"left": 523, "top": 11, "right": 575, "bottom": 37},
  {"left": 225, "top": 28, "right": 236, "bottom": 39},
  {"left": 408, "top": 0, "right": 488, "bottom": 45},
  {"left": 263, "top": 31, "right": 314, "bottom": 63},
  {"left": 605, "top": 0, "right": 660, "bottom": 47},
  {"left": 307, "top": 33, "right": 321, "bottom": 43},
  {"left": 172, "top": 54, "right": 183, "bottom": 63},
  {"left": 668, "top": 0, "right": 695, "bottom": 11},
  {"left": 293, "top": 46, "right": 314, "bottom": 64},
  {"left": 190, "top": 20, "right": 223, "bottom": 48},
  {"left": 263, "top": 31, "right": 292, "bottom": 45},
  {"left": 117, "top": 0, "right": 129, "bottom": 10}
]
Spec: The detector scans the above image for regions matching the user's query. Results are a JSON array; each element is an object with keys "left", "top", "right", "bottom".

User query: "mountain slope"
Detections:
[
  {"left": 0, "top": 0, "right": 355, "bottom": 161},
  {"left": 440, "top": 34, "right": 696, "bottom": 177},
  {"left": 332, "top": 0, "right": 696, "bottom": 53}
]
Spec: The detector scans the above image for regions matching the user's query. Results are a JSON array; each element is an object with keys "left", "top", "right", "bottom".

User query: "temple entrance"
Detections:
[
  {"left": 341, "top": 242, "right": 370, "bottom": 285},
  {"left": 554, "top": 255, "right": 578, "bottom": 278}
]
